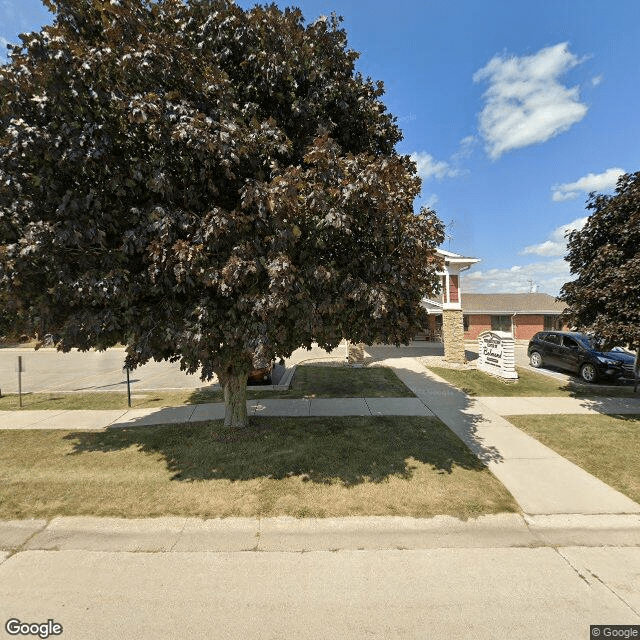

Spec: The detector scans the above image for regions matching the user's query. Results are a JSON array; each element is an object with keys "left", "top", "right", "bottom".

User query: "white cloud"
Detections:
[
  {"left": 423, "top": 193, "right": 439, "bottom": 209},
  {"left": 459, "top": 135, "right": 477, "bottom": 148},
  {"left": 591, "top": 74, "right": 603, "bottom": 87},
  {"left": 521, "top": 216, "right": 588, "bottom": 257},
  {"left": 451, "top": 135, "right": 478, "bottom": 162},
  {"left": 473, "top": 43, "right": 589, "bottom": 159},
  {"left": 0, "top": 36, "right": 11, "bottom": 62},
  {"left": 410, "top": 152, "right": 459, "bottom": 181},
  {"left": 551, "top": 167, "right": 624, "bottom": 202},
  {"left": 464, "top": 258, "right": 572, "bottom": 296},
  {"left": 465, "top": 217, "right": 592, "bottom": 295}
]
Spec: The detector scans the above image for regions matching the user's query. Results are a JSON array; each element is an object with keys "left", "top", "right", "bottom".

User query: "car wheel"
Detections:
[
  {"left": 529, "top": 351, "right": 543, "bottom": 368},
  {"left": 580, "top": 363, "right": 597, "bottom": 383}
]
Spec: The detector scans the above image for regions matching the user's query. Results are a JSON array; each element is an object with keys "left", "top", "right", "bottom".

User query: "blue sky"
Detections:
[{"left": 2, "top": 0, "right": 639, "bottom": 295}]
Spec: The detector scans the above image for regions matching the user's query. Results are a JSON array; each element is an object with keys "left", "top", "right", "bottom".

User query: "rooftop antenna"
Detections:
[
  {"left": 528, "top": 279, "right": 536, "bottom": 293},
  {"left": 445, "top": 219, "right": 455, "bottom": 251}
]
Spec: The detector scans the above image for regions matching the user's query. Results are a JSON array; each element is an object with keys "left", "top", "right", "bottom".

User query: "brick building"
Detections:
[
  {"left": 422, "top": 291, "right": 567, "bottom": 342},
  {"left": 420, "top": 249, "right": 480, "bottom": 362},
  {"left": 460, "top": 293, "right": 567, "bottom": 340},
  {"left": 419, "top": 250, "right": 567, "bottom": 355}
]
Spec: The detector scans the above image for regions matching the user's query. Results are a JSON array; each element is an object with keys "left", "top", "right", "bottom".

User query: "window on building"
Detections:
[
  {"left": 544, "top": 315, "right": 558, "bottom": 330},
  {"left": 491, "top": 315, "right": 511, "bottom": 332},
  {"left": 463, "top": 315, "right": 469, "bottom": 332}
]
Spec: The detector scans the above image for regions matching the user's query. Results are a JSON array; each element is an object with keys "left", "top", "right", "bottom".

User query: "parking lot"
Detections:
[
  {"left": 0, "top": 347, "right": 213, "bottom": 394},
  {"left": 0, "top": 342, "right": 352, "bottom": 395},
  {"left": 0, "top": 339, "right": 622, "bottom": 396}
]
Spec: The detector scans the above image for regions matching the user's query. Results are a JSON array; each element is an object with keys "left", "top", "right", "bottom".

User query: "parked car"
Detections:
[
  {"left": 247, "top": 363, "right": 273, "bottom": 385},
  {"left": 247, "top": 339, "right": 273, "bottom": 385},
  {"left": 527, "top": 331, "right": 636, "bottom": 383}
]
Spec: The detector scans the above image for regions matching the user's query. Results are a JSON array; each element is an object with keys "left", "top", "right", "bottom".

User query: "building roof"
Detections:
[
  {"left": 461, "top": 293, "right": 567, "bottom": 315},
  {"left": 436, "top": 248, "right": 480, "bottom": 265}
]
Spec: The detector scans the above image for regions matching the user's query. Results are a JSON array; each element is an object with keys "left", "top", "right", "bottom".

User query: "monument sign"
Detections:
[{"left": 477, "top": 330, "right": 518, "bottom": 380}]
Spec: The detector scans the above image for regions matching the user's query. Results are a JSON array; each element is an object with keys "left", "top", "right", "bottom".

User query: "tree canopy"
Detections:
[
  {"left": 0, "top": 0, "right": 445, "bottom": 426},
  {"left": 560, "top": 171, "right": 640, "bottom": 353}
]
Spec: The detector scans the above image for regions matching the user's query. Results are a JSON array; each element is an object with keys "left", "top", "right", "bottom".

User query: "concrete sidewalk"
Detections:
[
  {"left": 384, "top": 357, "right": 640, "bottom": 516},
  {"left": 476, "top": 394, "right": 640, "bottom": 416},
  {"left": 0, "top": 396, "right": 435, "bottom": 430},
  {"left": 0, "top": 391, "right": 638, "bottom": 430}
]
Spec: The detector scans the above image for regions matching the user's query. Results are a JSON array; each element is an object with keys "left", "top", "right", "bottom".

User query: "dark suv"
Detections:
[{"left": 527, "top": 331, "right": 635, "bottom": 383}]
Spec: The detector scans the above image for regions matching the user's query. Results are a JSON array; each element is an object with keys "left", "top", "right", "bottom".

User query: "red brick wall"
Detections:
[
  {"left": 463, "top": 314, "right": 551, "bottom": 340},
  {"left": 513, "top": 315, "right": 544, "bottom": 340},
  {"left": 464, "top": 314, "right": 492, "bottom": 340},
  {"left": 449, "top": 275, "right": 459, "bottom": 303}
]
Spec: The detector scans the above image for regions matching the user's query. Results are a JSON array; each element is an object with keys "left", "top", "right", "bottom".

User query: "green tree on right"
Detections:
[{"left": 559, "top": 171, "right": 640, "bottom": 390}]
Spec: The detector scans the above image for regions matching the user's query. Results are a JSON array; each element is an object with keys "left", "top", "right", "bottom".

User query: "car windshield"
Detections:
[{"left": 575, "top": 334, "right": 604, "bottom": 351}]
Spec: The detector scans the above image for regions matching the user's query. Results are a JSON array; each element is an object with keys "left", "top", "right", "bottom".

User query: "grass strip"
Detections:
[
  {"left": 0, "top": 416, "right": 517, "bottom": 519},
  {"left": 509, "top": 413, "right": 640, "bottom": 504},
  {"left": 427, "top": 366, "right": 638, "bottom": 398}
]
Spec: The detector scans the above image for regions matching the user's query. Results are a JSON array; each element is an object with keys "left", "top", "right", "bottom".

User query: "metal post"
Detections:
[
  {"left": 18, "top": 355, "right": 22, "bottom": 408},
  {"left": 126, "top": 366, "right": 131, "bottom": 407}
]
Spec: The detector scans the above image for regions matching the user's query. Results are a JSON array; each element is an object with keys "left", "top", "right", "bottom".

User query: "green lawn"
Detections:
[
  {"left": 0, "top": 416, "right": 518, "bottom": 519},
  {"left": 0, "top": 364, "right": 414, "bottom": 410},
  {"left": 427, "top": 366, "right": 638, "bottom": 398},
  {"left": 284, "top": 364, "right": 415, "bottom": 399},
  {"left": 509, "top": 413, "right": 640, "bottom": 504}
]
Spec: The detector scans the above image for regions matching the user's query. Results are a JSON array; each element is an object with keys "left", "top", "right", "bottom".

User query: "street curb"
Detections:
[{"left": 2, "top": 514, "right": 640, "bottom": 554}]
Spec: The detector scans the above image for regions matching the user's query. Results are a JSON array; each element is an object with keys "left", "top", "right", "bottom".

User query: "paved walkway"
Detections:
[
  {"left": 0, "top": 396, "right": 435, "bottom": 430},
  {"left": 476, "top": 394, "right": 640, "bottom": 415},
  {"left": 383, "top": 357, "right": 640, "bottom": 516},
  {"left": 1, "top": 391, "right": 638, "bottom": 430}
]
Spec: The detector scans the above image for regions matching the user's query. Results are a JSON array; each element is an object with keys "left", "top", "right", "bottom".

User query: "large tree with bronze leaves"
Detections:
[{"left": 0, "top": 0, "right": 444, "bottom": 427}]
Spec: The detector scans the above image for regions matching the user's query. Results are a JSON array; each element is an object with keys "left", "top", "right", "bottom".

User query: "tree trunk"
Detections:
[{"left": 222, "top": 367, "right": 250, "bottom": 429}]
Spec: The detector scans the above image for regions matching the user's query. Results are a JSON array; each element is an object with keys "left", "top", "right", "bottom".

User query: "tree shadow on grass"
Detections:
[
  {"left": 559, "top": 388, "right": 640, "bottom": 423},
  {"left": 363, "top": 347, "right": 505, "bottom": 467},
  {"left": 63, "top": 416, "right": 490, "bottom": 486}
]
